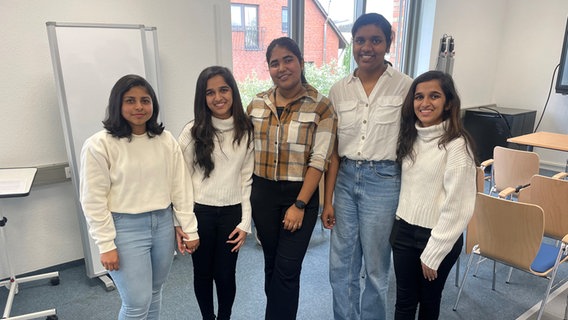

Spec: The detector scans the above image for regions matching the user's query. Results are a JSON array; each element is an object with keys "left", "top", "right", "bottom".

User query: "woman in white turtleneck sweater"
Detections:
[
  {"left": 390, "top": 71, "right": 477, "bottom": 320},
  {"left": 177, "top": 66, "right": 253, "bottom": 320}
]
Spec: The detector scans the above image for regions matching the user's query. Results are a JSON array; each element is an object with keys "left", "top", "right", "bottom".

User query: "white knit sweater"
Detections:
[
  {"left": 178, "top": 116, "right": 254, "bottom": 233},
  {"left": 395, "top": 121, "right": 476, "bottom": 269},
  {"left": 80, "top": 130, "right": 198, "bottom": 254}
]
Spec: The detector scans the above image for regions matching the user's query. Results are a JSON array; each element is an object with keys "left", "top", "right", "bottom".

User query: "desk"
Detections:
[
  {"left": 0, "top": 168, "right": 58, "bottom": 320},
  {"left": 507, "top": 131, "right": 568, "bottom": 152},
  {"left": 508, "top": 132, "right": 568, "bottom": 172}
]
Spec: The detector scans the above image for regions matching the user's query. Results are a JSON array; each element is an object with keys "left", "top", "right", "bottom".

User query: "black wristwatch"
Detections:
[{"left": 294, "top": 200, "right": 306, "bottom": 209}]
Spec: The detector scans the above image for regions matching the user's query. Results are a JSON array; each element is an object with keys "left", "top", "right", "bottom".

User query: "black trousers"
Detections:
[
  {"left": 390, "top": 217, "right": 462, "bottom": 320},
  {"left": 251, "top": 175, "right": 319, "bottom": 320},
  {"left": 191, "top": 203, "right": 242, "bottom": 320}
]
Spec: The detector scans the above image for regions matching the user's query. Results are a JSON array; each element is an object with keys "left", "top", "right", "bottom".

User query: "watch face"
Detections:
[{"left": 295, "top": 200, "right": 306, "bottom": 209}]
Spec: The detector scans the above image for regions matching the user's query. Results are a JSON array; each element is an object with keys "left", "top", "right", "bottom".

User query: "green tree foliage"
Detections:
[
  {"left": 238, "top": 70, "right": 272, "bottom": 108},
  {"left": 304, "top": 59, "right": 347, "bottom": 96}
]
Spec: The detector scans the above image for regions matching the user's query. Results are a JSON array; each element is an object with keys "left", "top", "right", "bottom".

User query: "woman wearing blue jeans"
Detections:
[
  {"left": 322, "top": 13, "right": 412, "bottom": 320},
  {"left": 80, "top": 75, "right": 199, "bottom": 319}
]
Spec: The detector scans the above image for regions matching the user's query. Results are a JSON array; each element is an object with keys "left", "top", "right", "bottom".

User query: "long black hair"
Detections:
[
  {"left": 102, "top": 74, "right": 164, "bottom": 139},
  {"left": 396, "top": 71, "right": 477, "bottom": 164},
  {"left": 190, "top": 66, "right": 253, "bottom": 178}
]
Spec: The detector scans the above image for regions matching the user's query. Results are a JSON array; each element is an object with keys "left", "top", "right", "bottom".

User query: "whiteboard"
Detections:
[{"left": 46, "top": 22, "right": 161, "bottom": 279}]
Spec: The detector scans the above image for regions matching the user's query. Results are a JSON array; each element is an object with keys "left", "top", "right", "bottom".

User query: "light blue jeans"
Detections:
[
  {"left": 329, "top": 158, "right": 401, "bottom": 320},
  {"left": 109, "top": 207, "right": 175, "bottom": 320}
]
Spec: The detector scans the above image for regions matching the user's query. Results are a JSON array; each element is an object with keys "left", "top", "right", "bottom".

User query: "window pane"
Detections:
[
  {"left": 230, "top": 0, "right": 411, "bottom": 105},
  {"left": 243, "top": 6, "right": 259, "bottom": 50},
  {"left": 244, "top": 6, "right": 257, "bottom": 27},
  {"left": 231, "top": 0, "right": 289, "bottom": 106},
  {"left": 282, "top": 7, "right": 289, "bottom": 34},
  {"left": 231, "top": 5, "right": 242, "bottom": 29},
  {"left": 366, "top": 0, "right": 408, "bottom": 71},
  {"left": 303, "top": 0, "right": 354, "bottom": 96}
]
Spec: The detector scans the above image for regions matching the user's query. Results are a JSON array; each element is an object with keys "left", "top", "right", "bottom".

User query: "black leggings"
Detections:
[
  {"left": 191, "top": 203, "right": 242, "bottom": 320},
  {"left": 390, "top": 217, "right": 463, "bottom": 320}
]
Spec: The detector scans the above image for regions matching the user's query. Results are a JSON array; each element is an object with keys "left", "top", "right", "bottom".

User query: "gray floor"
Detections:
[{"left": 2, "top": 220, "right": 568, "bottom": 320}]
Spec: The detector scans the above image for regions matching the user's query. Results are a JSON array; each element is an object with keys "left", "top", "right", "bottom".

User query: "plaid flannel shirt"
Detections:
[{"left": 247, "top": 84, "right": 337, "bottom": 181}]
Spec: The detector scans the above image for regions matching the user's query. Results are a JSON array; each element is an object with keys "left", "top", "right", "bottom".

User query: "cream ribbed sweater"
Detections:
[
  {"left": 178, "top": 116, "right": 254, "bottom": 233},
  {"left": 395, "top": 121, "right": 476, "bottom": 269},
  {"left": 80, "top": 130, "right": 198, "bottom": 254}
]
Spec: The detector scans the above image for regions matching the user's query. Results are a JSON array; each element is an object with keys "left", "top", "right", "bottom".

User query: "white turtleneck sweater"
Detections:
[
  {"left": 178, "top": 116, "right": 254, "bottom": 233},
  {"left": 395, "top": 121, "right": 476, "bottom": 270}
]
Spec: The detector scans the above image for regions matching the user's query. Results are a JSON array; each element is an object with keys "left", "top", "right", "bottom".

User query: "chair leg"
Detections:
[
  {"left": 506, "top": 266, "right": 513, "bottom": 284},
  {"left": 492, "top": 260, "right": 497, "bottom": 290},
  {"left": 455, "top": 256, "right": 460, "bottom": 287},
  {"left": 536, "top": 243, "right": 566, "bottom": 320},
  {"left": 473, "top": 255, "right": 485, "bottom": 277},
  {"left": 564, "top": 294, "right": 568, "bottom": 320},
  {"left": 454, "top": 251, "right": 476, "bottom": 311}
]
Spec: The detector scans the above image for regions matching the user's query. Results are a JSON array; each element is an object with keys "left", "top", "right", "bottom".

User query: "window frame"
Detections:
[{"left": 231, "top": 3, "right": 261, "bottom": 51}]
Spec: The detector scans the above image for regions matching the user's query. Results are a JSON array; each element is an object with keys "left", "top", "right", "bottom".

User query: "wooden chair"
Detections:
[
  {"left": 453, "top": 193, "right": 568, "bottom": 320},
  {"left": 481, "top": 146, "right": 540, "bottom": 199},
  {"left": 468, "top": 147, "right": 539, "bottom": 277},
  {"left": 505, "top": 173, "right": 568, "bottom": 285}
]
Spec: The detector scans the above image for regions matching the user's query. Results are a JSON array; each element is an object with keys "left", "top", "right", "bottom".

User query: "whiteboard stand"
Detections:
[
  {"left": 46, "top": 22, "right": 160, "bottom": 288},
  {"left": 0, "top": 168, "right": 59, "bottom": 320}
]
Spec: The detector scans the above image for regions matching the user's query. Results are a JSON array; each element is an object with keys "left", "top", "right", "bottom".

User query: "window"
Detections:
[
  {"left": 231, "top": 4, "right": 260, "bottom": 50},
  {"left": 230, "top": 0, "right": 420, "bottom": 105},
  {"left": 282, "top": 7, "right": 289, "bottom": 34}
]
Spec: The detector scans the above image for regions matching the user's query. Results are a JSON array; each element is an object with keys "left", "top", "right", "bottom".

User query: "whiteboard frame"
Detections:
[{"left": 46, "top": 22, "right": 161, "bottom": 280}]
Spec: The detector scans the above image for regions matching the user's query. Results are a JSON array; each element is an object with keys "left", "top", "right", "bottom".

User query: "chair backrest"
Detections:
[
  {"left": 519, "top": 175, "right": 568, "bottom": 240},
  {"left": 465, "top": 167, "right": 487, "bottom": 254},
  {"left": 492, "top": 146, "right": 540, "bottom": 193},
  {"left": 475, "top": 193, "right": 544, "bottom": 271}
]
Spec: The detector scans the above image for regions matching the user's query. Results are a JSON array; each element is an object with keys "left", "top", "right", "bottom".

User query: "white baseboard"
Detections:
[
  {"left": 516, "top": 279, "right": 568, "bottom": 320},
  {"left": 540, "top": 159, "right": 567, "bottom": 173}
]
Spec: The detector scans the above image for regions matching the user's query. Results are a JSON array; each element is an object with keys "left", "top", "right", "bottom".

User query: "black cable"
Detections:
[
  {"left": 477, "top": 106, "right": 513, "bottom": 138},
  {"left": 534, "top": 63, "right": 560, "bottom": 132}
]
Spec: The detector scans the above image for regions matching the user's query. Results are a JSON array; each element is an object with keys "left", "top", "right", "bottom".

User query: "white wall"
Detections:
[
  {"left": 492, "top": 1, "right": 568, "bottom": 169},
  {"left": 431, "top": 0, "right": 568, "bottom": 170},
  {"left": 429, "top": 0, "right": 508, "bottom": 107},
  {"left": 0, "top": 0, "right": 232, "bottom": 279}
]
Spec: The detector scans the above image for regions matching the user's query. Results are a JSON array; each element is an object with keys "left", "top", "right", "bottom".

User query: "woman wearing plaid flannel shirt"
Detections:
[{"left": 246, "top": 37, "right": 337, "bottom": 320}]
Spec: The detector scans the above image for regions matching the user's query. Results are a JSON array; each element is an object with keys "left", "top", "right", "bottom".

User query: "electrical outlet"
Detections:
[{"left": 64, "top": 166, "right": 71, "bottom": 179}]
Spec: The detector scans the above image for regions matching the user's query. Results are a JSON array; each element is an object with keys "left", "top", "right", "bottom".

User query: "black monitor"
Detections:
[{"left": 556, "top": 17, "right": 568, "bottom": 94}]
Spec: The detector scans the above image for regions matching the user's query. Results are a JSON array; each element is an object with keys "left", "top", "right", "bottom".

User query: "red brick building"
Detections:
[{"left": 231, "top": 0, "right": 347, "bottom": 81}]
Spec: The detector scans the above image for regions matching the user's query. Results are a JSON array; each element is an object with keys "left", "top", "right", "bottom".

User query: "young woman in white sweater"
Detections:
[
  {"left": 80, "top": 74, "right": 199, "bottom": 319},
  {"left": 178, "top": 66, "right": 254, "bottom": 320},
  {"left": 390, "top": 71, "right": 477, "bottom": 320}
]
